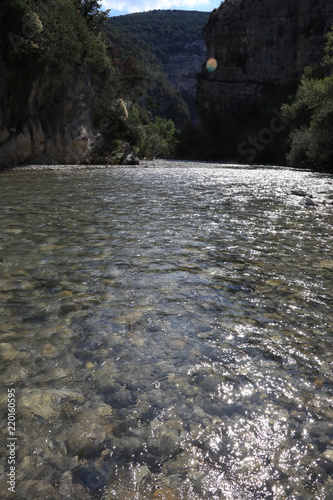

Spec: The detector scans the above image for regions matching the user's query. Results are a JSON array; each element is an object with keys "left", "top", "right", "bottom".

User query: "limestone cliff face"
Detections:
[
  {"left": 163, "top": 40, "right": 206, "bottom": 97},
  {"left": 197, "top": 0, "right": 333, "bottom": 113},
  {"left": 0, "top": 55, "right": 96, "bottom": 168}
]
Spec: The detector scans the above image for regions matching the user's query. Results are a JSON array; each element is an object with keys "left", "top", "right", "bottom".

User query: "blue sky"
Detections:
[{"left": 101, "top": 0, "right": 221, "bottom": 17}]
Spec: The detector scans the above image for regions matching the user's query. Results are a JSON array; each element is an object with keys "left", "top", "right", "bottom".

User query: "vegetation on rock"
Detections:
[
  {"left": 0, "top": 2, "right": 186, "bottom": 164},
  {"left": 282, "top": 27, "right": 333, "bottom": 172},
  {"left": 1, "top": 0, "right": 332, "bottom": 170},
  {"left": 104, "top": 10, "right": 209, "bottom": 124},
  {"left": 177, "top": 79, "right": 299, "bottom": 165},
  {"left": 1, "top": 0, "right": 112, "bottom": 96},
  {"left": 106, "top": 10, "right": 209, "bottom": 61},
  {"left": 179, "top": 23, "right": 333, "bottom": 173}
]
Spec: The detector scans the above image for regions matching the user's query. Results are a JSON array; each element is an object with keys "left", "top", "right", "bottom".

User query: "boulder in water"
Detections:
[
  {"left": 304, "top": 197, "right": 316, "bottom": 206},
  {"left": 121, "top": 150, "right": 139, "bottom": 165}
]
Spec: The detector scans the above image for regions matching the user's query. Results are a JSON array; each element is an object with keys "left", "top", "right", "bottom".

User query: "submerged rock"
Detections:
[
  {"left": 20, "top": 388, "right": 84, "bottom": 420},
  {"left": 0, "top": 342, "right": 26, "bottom": 361},
  {"left": 323, "top": 448, "right": 333, "bottom": 462},
  {"left": 147, "top": 418, "right": 183, "bottom": 457},
  {"left": 291, "top": 190, "right": 309, "bottom": 197},
  {"left": 319, "top": 260, "right": 333, "bottom": 270},
  {"left": 14, "top": 480, "right": 61, "bottom": 499}
]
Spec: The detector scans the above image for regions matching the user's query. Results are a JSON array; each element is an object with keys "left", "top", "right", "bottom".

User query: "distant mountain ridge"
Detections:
[{"left": 105, "top": 10, "right": 210, "bottom": 123}]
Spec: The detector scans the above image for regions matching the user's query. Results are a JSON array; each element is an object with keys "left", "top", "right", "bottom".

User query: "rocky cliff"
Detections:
[
  {"left": 197, "top": 0, "right": 333, "bottom": 113},
  {"left": 162, "top": 40, "right": 206, "bottom": 98},
  {"left": 0, "top": 55, "right": 96, "bottom": 168}
]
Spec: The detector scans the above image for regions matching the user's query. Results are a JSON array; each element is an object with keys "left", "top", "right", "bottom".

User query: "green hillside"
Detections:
[
  {"left": 106, "top": 10, "right": 209, "bottom": 61},
  {"left": 0, "top": 3, "right": 209, "bottom": 164},
  {"left": 104, "top": 10, "right": 209, "bottom": 123},
  {"left": 103, "top": 17, "right": 189, "bottom": 129}
]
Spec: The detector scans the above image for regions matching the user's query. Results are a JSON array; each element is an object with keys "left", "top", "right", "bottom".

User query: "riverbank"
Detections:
[{"left": 6, "top": 163, "right": 147, "bottom": 171}]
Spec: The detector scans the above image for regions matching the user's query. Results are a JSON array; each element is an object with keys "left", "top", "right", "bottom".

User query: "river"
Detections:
[{"left": 1, "top": 161, "right": 333, "bottom": 499}]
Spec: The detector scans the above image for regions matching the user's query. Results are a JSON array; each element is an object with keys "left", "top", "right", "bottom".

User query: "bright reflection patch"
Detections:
[{"left": 206, "top": 57, "right": 218, "bottom": 72}]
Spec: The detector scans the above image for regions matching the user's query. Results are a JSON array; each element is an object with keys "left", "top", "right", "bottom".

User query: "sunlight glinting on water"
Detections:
[{"left": 0, "top": 161, "right": 333, "bottom": 498}]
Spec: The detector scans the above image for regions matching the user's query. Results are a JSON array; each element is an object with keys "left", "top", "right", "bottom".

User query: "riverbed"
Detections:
[{"left": 1, "top": 161, "right": 333, "bottom": 499}]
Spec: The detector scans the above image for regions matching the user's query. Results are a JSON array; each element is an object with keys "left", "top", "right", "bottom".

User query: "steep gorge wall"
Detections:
[
  {"left": 162, "top": 40, "right": 206, "bottom": 97},
  {"left": 0, "top": 55, "right": 96, "bottom": 168},
  {"left": 197, "top": 0, "right": 333, "bottom": 113},
  {"left": 162, "top": 39, "right": 206, "bottom": 122}
]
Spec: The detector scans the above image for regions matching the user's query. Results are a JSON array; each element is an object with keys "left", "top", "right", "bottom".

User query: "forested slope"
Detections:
[
  {"left": 105, "top": 10, "right": 209, "bottom": 122},
  {"left": 0, "top": 2, "right": 199, "bottom": 165}
]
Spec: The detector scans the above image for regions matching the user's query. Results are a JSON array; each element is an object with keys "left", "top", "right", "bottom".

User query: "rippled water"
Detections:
[{"left": 1, "top": 161, "right": 333, "bottom": 499}]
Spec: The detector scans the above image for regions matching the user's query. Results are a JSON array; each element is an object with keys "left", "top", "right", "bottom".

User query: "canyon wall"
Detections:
[
  {"left": 0, "top": 55, "right": 96, "bottom": 169},
  {"left": 197, "top": 0, "right": 333, "bottom": 113},
  {"left": 163, "top": 40, "right": 206, "bottom": 98}
]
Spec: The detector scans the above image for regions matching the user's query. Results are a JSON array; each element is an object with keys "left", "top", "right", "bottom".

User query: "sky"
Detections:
[{"left": 101, "top": 0, "right": 221, "bottom": 17}]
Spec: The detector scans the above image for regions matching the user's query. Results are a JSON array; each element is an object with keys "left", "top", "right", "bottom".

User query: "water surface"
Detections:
[{"left": 1, "top": 161, "right": 333, "bottom": 499}]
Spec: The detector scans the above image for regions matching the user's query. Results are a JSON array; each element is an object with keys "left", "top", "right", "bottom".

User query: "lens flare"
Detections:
[{"left": 206, "top": 57, "right": 218, "bottom": 72}]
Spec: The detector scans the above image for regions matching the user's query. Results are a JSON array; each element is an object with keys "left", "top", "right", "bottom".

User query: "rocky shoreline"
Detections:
[{"left": 5, "top": 162, "right": 153, "bottom": 172}]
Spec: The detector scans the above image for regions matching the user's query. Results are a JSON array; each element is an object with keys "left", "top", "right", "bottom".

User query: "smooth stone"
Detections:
[
  {"left": 153, "top": 487, "right": 180, "bottom": 499},
  {"left": 265, "top": 278, "right": 283, "bottom": 287},
  {"left": 0, "top": 342, "right": 26, "bottom": 361},
  {"left": 2, "top": 365, "right": 29, "bottom": 383},
  {"left": 4, "top": 228, "right": 23, "bottom": 235},
  {"left": 319, "top": 260, "right": 333, "bottom": 270},
  {"left": 59, "top": 290, "right": 74, "bottom": 298},
  {"left": 147, "top": 419, "right": 182, "bottom": 457},
  {"left": 323, "top": 448, "right": 333, "bottom": 462},
  {"left": 64, "top": 405, "right": 113, "bottom": 458},
  {"left": 307, "top": 421, "right": 333, "bottom": 438},
  {"left": 65, "top": 426, "right": 106, "bottom": 459},
  {"left": 40, "top": 343, "right": 57, "bottom": 356},
  {"left": 304, "top": 197, "right": 316, "bottom": 206},
  {"left": 291, "top": 190, "right": 309, "bottom": 197},
  {"left": 21, "top": 388, "right": 84, "bottom": 420},
  {"left": 59, "top": 471, "right": 91, "bottom": 499},
  {"left": 199, "top": 374, "right": 221, "bottom": 393},
  {"left": 94, "top": 403, "right": 113, "bottom": 421},
  {"left": 65, "top": 434, "right": 102, "bottom": 459},
  {"left": 290, "top": 411, "right": 307, "bottom": 422},
  {"left": 92, "top": 360, "right": 118, "bottom": 387},
  {"left": 116, "top": 435, "right": 142, "bottom": 456}
]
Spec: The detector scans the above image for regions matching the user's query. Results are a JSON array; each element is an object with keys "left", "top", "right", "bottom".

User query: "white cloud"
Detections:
[{"left": 101, "top": 0, "right": 212, "bottom": 15}]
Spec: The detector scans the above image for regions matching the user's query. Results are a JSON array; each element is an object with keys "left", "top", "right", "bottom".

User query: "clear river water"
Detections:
[{"left": 1, "top": 161, "right": 333, "bottom": 499}]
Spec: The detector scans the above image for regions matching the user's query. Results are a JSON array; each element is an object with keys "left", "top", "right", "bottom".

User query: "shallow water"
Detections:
[{"left": 1, "top": 161, "right": 333, "bottom": 499}]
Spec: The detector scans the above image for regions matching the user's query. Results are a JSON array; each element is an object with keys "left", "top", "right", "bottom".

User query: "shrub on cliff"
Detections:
[
  {"left": 282, "top": 28, "right": 333, "bottom": 172},
  {"left": 0, "top": 1, "right": 180, "bottom": 163},
  {"left": 0, "top": 0, "right": 112, "bottom": 98},
  {"left": 140, "top": 117, "right": 179, "bottom": 159},
  {"left": 93, "top": 100, "right": 179, "bottom": 162}
]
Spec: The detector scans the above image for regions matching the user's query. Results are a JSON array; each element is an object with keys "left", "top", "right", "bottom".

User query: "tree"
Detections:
[
  {"left": 282, "top": 26, "right": 333, "bottom": 171},
  {"left": 73, "top": 0, "right": 110, "bottom": 30}
]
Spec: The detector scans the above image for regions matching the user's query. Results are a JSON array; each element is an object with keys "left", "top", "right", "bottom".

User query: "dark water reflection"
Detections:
[{"left": 0, "top": 161, "right": 333, "bottom": 499}]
